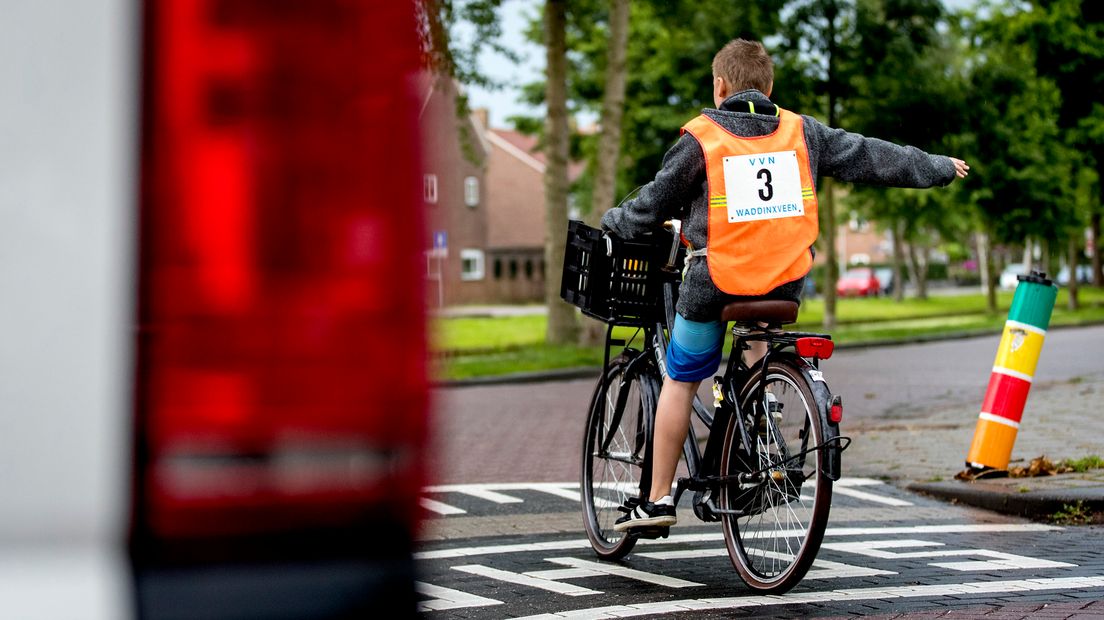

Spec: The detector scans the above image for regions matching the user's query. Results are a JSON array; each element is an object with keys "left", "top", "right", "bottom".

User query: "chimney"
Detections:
[{"left": 472, "top": 107, "right": 490, "bottom": 129}]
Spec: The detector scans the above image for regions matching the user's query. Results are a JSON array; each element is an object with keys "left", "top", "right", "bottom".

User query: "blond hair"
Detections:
[{"left": 712, "top": 39, "right": 773, "bottom": 94}]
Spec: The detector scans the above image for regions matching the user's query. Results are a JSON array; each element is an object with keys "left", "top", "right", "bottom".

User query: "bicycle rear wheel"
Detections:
[
  {"left": 719, "top": 355, "right": 832, "bottom": 593},
  {"left": 581, "top": 352, "right": 656, "bottom": 559}
]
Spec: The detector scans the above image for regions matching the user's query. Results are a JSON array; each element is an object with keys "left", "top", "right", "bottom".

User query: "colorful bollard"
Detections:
[{"left": 965, "top": 271, "right": 1058, "bottom": 474}]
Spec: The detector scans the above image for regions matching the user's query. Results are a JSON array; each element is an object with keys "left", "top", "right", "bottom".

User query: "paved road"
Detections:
[
  {"left": 427, "top": 325, "right": 1104, "bottom": 485},
  {"left": 416, "top": 480, "right": 1103, "bottom": 618},
  {"left": 419, "top": 325, "right": 1104, "bottom": 617}
]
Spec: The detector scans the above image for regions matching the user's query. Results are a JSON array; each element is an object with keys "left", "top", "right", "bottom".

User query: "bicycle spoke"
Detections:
[{"left": 722, "top": 360, "right": 831, "bottom": 591}]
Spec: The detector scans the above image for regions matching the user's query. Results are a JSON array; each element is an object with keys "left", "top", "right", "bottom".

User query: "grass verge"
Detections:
[{"left": 434, "top": 287, "right": 1104, "bottom": 381}]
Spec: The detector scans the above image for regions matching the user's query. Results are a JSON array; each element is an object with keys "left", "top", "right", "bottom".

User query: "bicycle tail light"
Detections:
[
  {"left": 795, "top": 337, "right": 834, "bottom": 359},
  {"left": 829, "top": 394, "right": 844, "bottom": 423}
]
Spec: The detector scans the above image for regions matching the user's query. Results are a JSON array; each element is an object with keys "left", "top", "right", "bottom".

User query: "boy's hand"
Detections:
[{"left": 950, "top": 157, "right": 970, "bottom": 179}]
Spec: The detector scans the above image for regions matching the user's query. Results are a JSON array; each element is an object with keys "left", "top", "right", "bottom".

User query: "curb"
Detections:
[
  {"left": 907, "top": 478, "right": 1104, "bottom": 520},
  {"left": 435, "top": 366, "right": 601, "bottom": 388}
]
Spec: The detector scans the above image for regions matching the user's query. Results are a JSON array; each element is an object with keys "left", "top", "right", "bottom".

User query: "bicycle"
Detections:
[{"left": 560, "top": 219, "right": 849, "bottom": 594}]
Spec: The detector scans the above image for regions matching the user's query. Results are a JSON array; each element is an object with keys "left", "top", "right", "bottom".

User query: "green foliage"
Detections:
[
  {"left": 1050, "top": 500, "right": 1093, "bottom": 525},
  {"left": 513, "top": 1, "right": 786, "bottom": 211},
  {"left": 957, "top": 0, "right": 1100, "bottom": 248},
  {"left": 1060, "top": 455, "right": 1104, "bottom": 473},
  {"left": 441, "top": 0, "right": 1104, "bottom": 299}
]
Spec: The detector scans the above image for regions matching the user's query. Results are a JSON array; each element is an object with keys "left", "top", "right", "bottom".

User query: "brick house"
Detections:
[
  {"left": 483, "top": 126, "right": 549, "bottom": 303},
  {"left": 419, "top": 75, "right": 491, "bottom": 307},
  {"left": 420, "top": 86, "right": 585, "bottom": 307},
  {"left": 481, "top": 118, "right": 588, "bottom": 304}
]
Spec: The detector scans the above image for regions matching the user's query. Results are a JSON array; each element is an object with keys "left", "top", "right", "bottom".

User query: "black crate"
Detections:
[{"left": 560, "top": 220, "right": 673, "bottom": 326}]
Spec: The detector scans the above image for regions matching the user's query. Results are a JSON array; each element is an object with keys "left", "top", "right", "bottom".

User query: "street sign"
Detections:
[{"left": 432, "top": 230, "right": 448, "bottom": 258}]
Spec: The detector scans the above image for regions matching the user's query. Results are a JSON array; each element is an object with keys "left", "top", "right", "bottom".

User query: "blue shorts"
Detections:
[{"left": 665, "top": 314, "right": 725, "bottom": 382}]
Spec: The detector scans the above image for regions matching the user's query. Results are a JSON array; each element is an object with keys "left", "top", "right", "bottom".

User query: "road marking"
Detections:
[
  {"left": 420, "top": 498, "right": 466, "bottom": 515},
  {"left": 506, "top": 575, "right": 1104, "bottom": 619},
  {"left": 823, "top": 539, "right": 1076, "bottom": 571},
  {"left": 454, "top": 488, "right": 525, "bottom": 503},
  {"left": 420, "top": 478, "right": 908, "bottom": 514},
  {"left": 834, "top": 477, "right": 893, "bottom": 487},
  {"left": 415, "top": 523, "right": 1062, "bottom": 560},
  {"left": 452, "top": 564, "right": 601, "bottom": 596},
  {"left": 636, "top": 548, "right": 894, "bottom": 579},
  {"left": 540, "top": 557, "right": 703, "bottom": 588},
  {"left": 415, "top": 582, "right": 502, "bottom": 612},
  {"left": 831, "top": 486, "right": 913, "bottom": 506}
]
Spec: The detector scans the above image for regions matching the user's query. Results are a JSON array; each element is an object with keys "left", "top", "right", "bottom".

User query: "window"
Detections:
[
  {"left": 493, "top": 258, "right": 502, "bottom": 279},
  {"left": 423, "top": 173, "right": 438, "bottom": 204},
  {"left": 524, "top": 259, "right": 533, "bottom": 279},
  {"left": 460, "top": 249, "right": 485, "bottom": 281},
  {"left": 509, "top": 259, "right": 518, "bottom": 279},
  {"left": 464, "top": 176, "right": 479, "bottom": 207}
]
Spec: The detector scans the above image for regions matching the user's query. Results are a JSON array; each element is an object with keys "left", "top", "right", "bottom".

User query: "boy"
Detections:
[{"left": 602, "top": 39, "right": 969, "bottom": 531}]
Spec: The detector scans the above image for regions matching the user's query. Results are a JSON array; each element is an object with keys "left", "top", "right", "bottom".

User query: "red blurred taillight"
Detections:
[
  {"left": 134, "top": 1, "right": 425, "bottom": 545},
  {"left": 795, "top": 336, "right": 834, "bottom": 360}
]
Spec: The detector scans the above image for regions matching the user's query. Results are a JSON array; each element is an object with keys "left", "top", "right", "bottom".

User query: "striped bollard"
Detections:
[{"left": 965, "top": 271, "right": 1057, "bottom": 474}]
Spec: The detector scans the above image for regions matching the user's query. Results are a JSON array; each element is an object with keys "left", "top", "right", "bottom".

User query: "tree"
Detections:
[
  {"left": 841, "top": 0, "right": 957, "bottom": 302},
  {"left": 957, "top": 5, "right": 1081, "bottom": 284},
  {"left": 579, "top": 0, "right": 631, "bottom": 346},
  {"left": 543, "top": 0, "right": 578, "bottom": 344},
  {"left": 1008, "top": 0, "right": 1104, "bottom": 286},
  {"left": 586, "top": 0, "right": 631, "bottom": 230},
  {"left": 777, "top": 0, "right": 858, "bottom": 328}
]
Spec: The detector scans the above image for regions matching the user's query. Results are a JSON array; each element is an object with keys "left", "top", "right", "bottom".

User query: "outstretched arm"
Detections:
[
  {"left": 601, "top": 133, "right": 704, "bottom": 238},
  {"left": 809, "top": 117, "right": 965, "bottom": 188}
]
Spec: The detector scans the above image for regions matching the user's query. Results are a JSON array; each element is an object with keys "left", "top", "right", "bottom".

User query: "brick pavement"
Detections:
[
  {"left": 815, "top": 600, "right": 1104, "bottom": 619},
  {"left": 843, "top": 375, "right": 1104, "bottom": 484}
]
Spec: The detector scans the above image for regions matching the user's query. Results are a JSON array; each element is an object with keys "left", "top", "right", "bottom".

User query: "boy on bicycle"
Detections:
[{"left": 603, "top": 38, "right": 969, "bottom": 531}]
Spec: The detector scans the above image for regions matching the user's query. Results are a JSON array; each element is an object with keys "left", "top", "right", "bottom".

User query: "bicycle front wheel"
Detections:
[
  {"left": 719, "top": 355, "right": 832, "bottom": 593},
  {"left": 581, "top": 352, "right": 656, "bottom": 559}
]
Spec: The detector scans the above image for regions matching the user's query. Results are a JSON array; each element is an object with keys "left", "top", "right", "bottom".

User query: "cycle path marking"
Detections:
[
  {"left": 414, "top": 522, "right": 1061, "bottom": 561},
  {"left": 419, "top": 477, "right": 908, "bottom": 515},
  {"left": 498, "top": 576, "right": 1104, "bottom": 619},
  {"left": 416, "top": 523, "right": 1087, "bottom": 615}
]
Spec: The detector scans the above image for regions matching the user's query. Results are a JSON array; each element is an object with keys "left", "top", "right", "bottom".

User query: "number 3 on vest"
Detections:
[{"left": 721, "top": 150, "right": 804, "bottom": 224}]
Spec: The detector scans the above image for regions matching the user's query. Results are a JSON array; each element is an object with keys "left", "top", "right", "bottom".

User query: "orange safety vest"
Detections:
[{"left": 681, "top": 109, "right": 819, "bottom": 296}]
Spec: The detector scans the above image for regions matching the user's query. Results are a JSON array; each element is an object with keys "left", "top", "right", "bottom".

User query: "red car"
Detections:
[{"left": 837, "top": 267, "right": 882, "bottom": 297}]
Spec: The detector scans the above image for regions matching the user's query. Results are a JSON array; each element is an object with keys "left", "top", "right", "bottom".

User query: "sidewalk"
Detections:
[{"left": 843, "top": 374, "right": 1104, "bottom": 522}]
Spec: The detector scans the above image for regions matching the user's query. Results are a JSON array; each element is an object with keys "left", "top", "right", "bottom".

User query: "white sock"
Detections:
[{"left": 654, "top": 495, "right": 674, "bottom": 506}]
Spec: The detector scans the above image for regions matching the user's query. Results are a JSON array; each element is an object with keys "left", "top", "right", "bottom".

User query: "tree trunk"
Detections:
[
  {"left": 580, "top": 0, "right": 631, "bottom": 347},
  {"left": 821, "top": 178, "right": 838, "bottom": 329},
  {"left": 1068, "top": 234, "right": 1080, "bottom": 311},
  {"left": 1038, "top": 237, "right": 1050, "bottom": 279},
  {"left": 1092, "top": 212, "right": 1103, "bottom": 286},
  {"left": 906, "top": 238, "right": 928, "bottom": 300},
  {"left": 977, "top": 229, "right": 998, "bottom": 314},
  {"left": 543, "top": 0, "right": 577, "bottom": 345},
  {"left": 1022, "top": 237, "right": 1034, "bottom": 273},
  {"left": 891, "top": 218, "right": 906, "bottom": 302},
  {"left": 821, "top": 2, "right": 840, "bottom": 330}
]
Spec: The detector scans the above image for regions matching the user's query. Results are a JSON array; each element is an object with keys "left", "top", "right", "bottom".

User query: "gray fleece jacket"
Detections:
[{"left": 601, "top": 89, "right": 956, "bottom": 322}]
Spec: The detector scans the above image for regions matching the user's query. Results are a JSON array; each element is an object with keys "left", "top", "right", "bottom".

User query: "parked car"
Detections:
[
  {"left": 837, "top": 267, "right": 881, "bottom": 297},
  {"left": 999, "top": 263, "right": 1026, "bottom": 290},
  {"left": 1057, "top": 264, "right": 1093, "bottom": 286}
]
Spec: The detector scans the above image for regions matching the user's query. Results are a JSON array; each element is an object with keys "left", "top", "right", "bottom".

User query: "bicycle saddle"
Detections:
[{"left": 721, "top": 300, "right": 799, "bottom": 325}]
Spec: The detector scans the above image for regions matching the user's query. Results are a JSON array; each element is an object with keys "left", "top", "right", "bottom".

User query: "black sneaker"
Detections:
[{"left": 613, "top": 498, "right": 676, "bottom": 532}]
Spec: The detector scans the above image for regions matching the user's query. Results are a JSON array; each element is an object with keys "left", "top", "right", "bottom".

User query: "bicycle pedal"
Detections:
[{"left": 632, "top": 526, "right": 670, "bottom": 540}]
